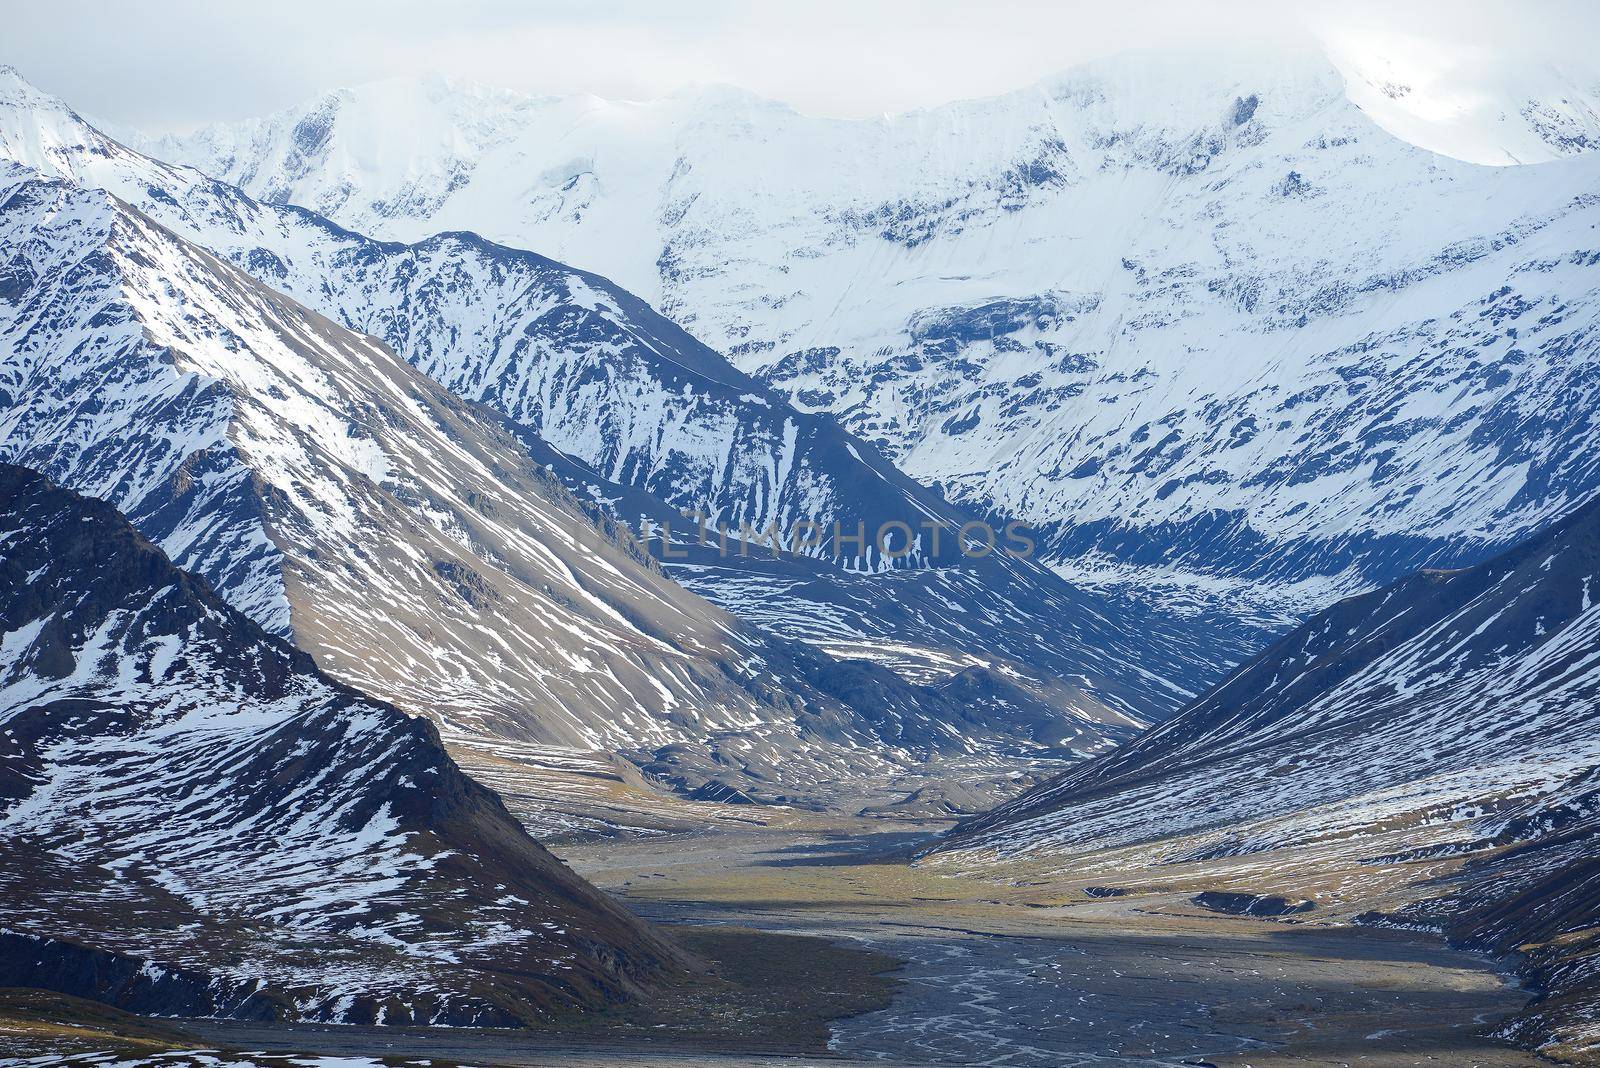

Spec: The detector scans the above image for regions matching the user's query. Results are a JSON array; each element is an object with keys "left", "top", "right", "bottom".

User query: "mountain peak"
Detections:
[
  {"left": 0, "top": 65, "right": 86, "bottom": 119},
  {"left": 0, "top": 63, "right": 51, "bottom": 103}
]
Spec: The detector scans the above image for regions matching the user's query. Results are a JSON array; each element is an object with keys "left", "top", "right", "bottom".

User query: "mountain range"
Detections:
[
  {"left": 0, "top": 60, "right": 1244, "bottom": 745},
  {"left": 4, "top": 38, "right": 1600, "bottom": 1061},
  {"left": 147, "top": 50, "right": 1600, "bottom": 626},
  {"left": 5, "top": 157, "right": 1143, "bottom": 825}
]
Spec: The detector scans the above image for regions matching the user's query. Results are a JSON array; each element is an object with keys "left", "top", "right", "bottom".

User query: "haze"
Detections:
[{"left": 7, "top": 0, "right": 1598, "bottom": 134}]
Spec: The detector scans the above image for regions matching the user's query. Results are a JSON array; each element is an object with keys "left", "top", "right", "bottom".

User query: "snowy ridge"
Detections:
[
  {"left": 141, "top": 49, "right": 1600, "bottom": 620},
  {"left": 0, "top": 170, "right": 742, "bottom": 754},
  {"left": 0, "top": 177, "right": 289, "bottom": 633},
  {"left": 0, "top": 463, "right": 679, "bottom": 1025}
]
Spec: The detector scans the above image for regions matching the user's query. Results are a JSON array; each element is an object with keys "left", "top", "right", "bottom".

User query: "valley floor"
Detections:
[
  {"left": 558, "top": 820, "right": 1552, "bottom": 1067},
  {"left": 43, "top": 818, "right": 1559, "bottom": 1068}
]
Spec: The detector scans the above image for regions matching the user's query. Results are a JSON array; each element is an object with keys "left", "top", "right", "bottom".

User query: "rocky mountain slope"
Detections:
[
  {"left": 0, "top": 462, "right": 680, "bottom": 1025},
  {"left": 0, "top": 63, "right": 1243, "bottom": 725},
  {"left": 1, "top": 163, "right": 1103, "bottom": 819},
  {"left": 146, "top": 49, "right": 1600, "bottom": 622},
  {"left": 935, "top": 489, "right": 1600, "bottom": 1058}
]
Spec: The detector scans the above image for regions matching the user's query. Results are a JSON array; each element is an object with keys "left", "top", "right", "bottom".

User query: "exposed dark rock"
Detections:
[{"left": 1192, "top": 892, "right": 1314, "bottom": 917}]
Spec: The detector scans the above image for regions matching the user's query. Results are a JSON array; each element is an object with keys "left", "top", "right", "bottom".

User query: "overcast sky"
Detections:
[{"left": 7, "top": 0, "right": 1597, "bottom": 134}]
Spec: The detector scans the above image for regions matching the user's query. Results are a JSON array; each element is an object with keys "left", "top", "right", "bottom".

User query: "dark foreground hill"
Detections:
[{"left": 0, "top": 463, "right": 682, "bottom": 1025}]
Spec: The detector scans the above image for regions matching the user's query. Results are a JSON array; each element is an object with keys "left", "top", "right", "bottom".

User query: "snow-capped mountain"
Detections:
[
  {"left": 0, "top": 462, "right": 679, "bottom": 1025},
  {"left": 935, "top": 488, "right": 1600, "bottom": 1056},
  {"left": 0, "top": 64, "right": 1245, "bottom": 727},
  {"left": 148, "top": 49, "right": 1600, "bottom": 620}
]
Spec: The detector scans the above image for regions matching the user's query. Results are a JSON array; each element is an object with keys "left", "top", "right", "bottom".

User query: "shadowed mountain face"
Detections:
[
  {"left": 0, "top": 63, "right": 1251, "bottom": 727},
  {"left": 0, "top": 462, "right": 682, "bottom": 1025},
  {"left": 939, "top": 491, "right": 1600, "bottom": 1055},
  {"left": 140, "top": 53, "right": 1600, "bottom": 628}
]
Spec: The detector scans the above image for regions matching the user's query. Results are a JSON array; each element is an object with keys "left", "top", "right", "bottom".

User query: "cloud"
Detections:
[{"left": 7, "top": 0, "right": 1597, "bottom": 134}]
